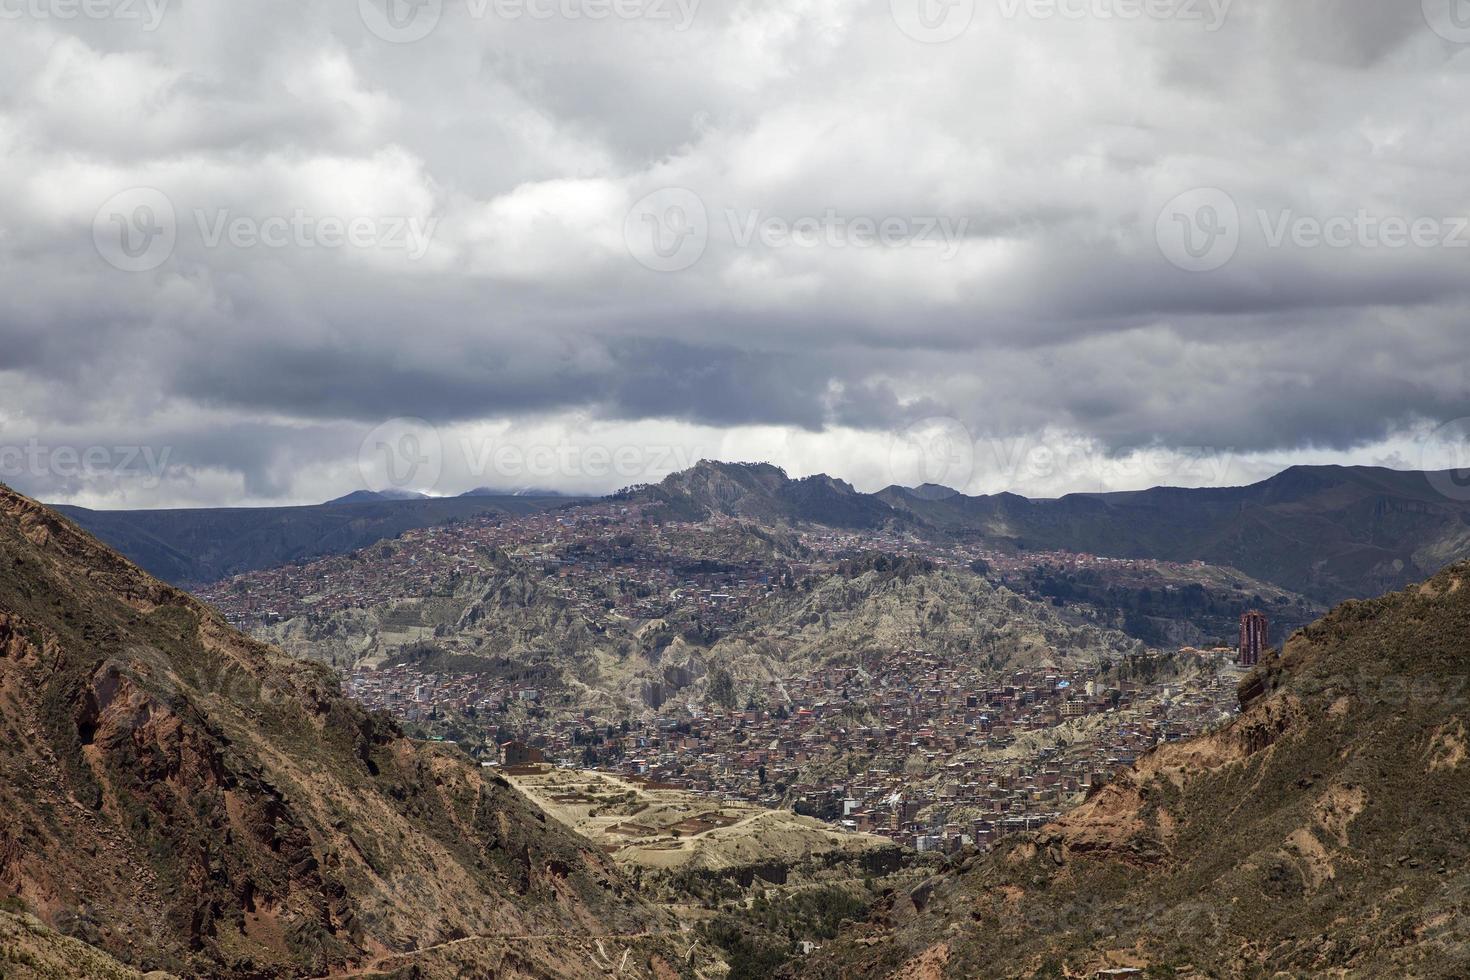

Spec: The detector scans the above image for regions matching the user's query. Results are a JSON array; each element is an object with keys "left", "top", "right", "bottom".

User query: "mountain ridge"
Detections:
[
  {"left": 629, "top": 461, "right": 1470, "bottom": 602},
  {"left": 52, "top": 493, "right": 586, "bottom": 586},
  {"left": 47, "top": 461, "right": 1470, "bottom": 602},
  {"left": 0, "top": 482, "right": 702, "bottom": 978}
]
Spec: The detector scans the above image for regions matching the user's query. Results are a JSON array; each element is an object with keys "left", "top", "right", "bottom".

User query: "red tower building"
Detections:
[{"left": 1239, "top": 609, "right": 1269, "bottom": 667}]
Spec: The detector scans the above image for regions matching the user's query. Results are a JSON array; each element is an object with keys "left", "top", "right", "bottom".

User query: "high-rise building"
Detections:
[{"left": 1239, "top": 609, "right": 1269, "bottom": 667}]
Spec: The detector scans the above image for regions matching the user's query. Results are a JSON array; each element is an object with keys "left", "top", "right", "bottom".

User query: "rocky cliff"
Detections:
[{"left": 0, "top": 484, "right": 706, "bottom": 978}]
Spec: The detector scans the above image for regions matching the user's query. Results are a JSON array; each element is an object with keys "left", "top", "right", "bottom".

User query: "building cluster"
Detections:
[
  {"left": 204, "top": 499, "right": 1257, "bottom": 856},
  {"left": 199, "top": 503, "right": 799, "bottom": 635},
  {"left": 347, "top": 644, "right": 1244, "bottom": 855}
]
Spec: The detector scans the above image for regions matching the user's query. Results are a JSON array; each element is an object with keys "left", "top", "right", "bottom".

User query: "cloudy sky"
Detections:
[{"left": 2, "top": 0, "right": 1469, "bottom": 507}]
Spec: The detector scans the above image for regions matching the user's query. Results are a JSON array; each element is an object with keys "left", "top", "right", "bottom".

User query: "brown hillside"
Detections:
[
  {"left": 796, "top": 563, "right": 1470, "bottom": 978},
  {"left": 0, "top": 484, "right": 705, "bottom": 978}
]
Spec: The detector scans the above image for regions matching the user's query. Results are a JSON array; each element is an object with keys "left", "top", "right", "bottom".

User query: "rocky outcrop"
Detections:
[{"left": 0, "top": 483, "right": 706, "bottom": 978}]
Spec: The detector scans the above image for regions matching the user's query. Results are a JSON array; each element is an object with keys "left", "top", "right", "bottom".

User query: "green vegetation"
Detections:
[
  {"left": 699, "top": 884, "right": 873, "bottom": 980},
  {"left": 706, "top": 665, "right": 737, "bottom": 709}
]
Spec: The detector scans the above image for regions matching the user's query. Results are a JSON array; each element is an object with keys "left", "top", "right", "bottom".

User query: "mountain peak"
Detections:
[
  {"left": 897, "top": 482, "right": 964, "bottom": 501},
  {"left": 326, "top": 488, "right": 429, "bottom": 504},
  {"left": 459, "top": 486, "right": 568, "bottom": 498},
  {"left": 797, "top": 473, "right": 858, "bottom": 495},
  {"left": 687, "top": 458, "right": 790, "bottom": 479},
  {"left": 638, "top": 460, "right": 903, "bottom": 528}
]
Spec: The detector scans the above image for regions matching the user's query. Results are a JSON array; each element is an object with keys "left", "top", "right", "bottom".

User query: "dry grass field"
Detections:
[{"left": 504, "top": 766, "right": 889, "bottom": 872}]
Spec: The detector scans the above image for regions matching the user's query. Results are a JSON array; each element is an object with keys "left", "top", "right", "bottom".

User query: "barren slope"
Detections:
[{"left": 0, "top": 484, "right": 707, "bottom": 979}]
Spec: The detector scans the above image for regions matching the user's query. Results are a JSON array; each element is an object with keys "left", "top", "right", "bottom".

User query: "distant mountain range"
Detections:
[
  {"left": 53, "top": 492, "right": 584, "bottom": 585},
  {"left": 324, "top": 488, "right": 432, "bottom": 504},
  {"left": 329, "top": 487, "right": 573, "bottom": 504},
  {"left": 51, "top": 461, "right": 1470, "bottom": 603},
  {"left": 460, "top": 485, "right": 571, "bottom": 498},
  {"left": 629, "top": 461, "right": 1470, "bottom": 602}
]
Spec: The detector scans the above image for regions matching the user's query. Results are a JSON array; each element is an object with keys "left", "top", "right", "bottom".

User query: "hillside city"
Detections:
[
  {"left": 199, "top": 499, "right": 1293, "bottom": 641},
  {"left": 343, "top": 650, "right": 1244, "bottom": 855},
  {"left": 198, "top": 500, "right": 1259, "bottom": 856}
]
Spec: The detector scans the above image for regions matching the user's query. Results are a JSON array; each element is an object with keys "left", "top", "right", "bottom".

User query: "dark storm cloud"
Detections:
[
  {"left": 599, "top": 339, "right": 831, "bottom": 429},
  {"left": 1264, "top": 0, "right": 1427, "bottom": 67},
  {"left": 2, "top": 0, "right": 1470, "bottom": 504},
  {"left": 169, "top": 332, "right": 849, "bottom": 432}
]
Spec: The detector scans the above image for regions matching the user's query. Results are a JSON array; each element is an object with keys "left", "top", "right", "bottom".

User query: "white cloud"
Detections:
[{"left": 1, "top": 0, "right": 1469, "bottom": 505}]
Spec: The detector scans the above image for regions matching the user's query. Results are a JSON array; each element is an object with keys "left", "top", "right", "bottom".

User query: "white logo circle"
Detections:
[
  {"left": 93, "top": 187, "right": 177, "bottom": 273},
  {"left": 624, "top": 187, "right": 709, "bottom": 273},
  {"left": 359, "top": 0, "right": 443, "bottom": 43},
  {"left": 358, "top": 418, "right": 444, "bottom": 494},
  {"left": 890, "top": 0, "right": 975, "bottom": 43},
  {"left": 1422, "top": 418, "right": 1470, "bottom": 502},
  {"left": 1156, "top": 187, "right": 1240, "bottom": 273},
  {"left": 1424, "top": 0, "right": 1470, "bottom": 43},
  {"left": 887, "top": 417, "right": 975, "bottom": 491}
]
